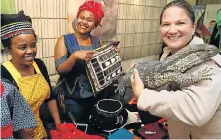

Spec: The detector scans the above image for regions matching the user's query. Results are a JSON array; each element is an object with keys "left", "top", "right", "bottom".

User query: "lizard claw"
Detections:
[
  {"left": 115, "top": 86, "right": 125, "bottom": 95},
  {"left": 197, "top": 67, "right": 214, "bottom": 81}
]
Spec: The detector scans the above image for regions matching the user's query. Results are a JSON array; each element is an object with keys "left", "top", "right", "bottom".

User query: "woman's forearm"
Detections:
[
  {"left": 47, "top": 100, "right": 61, "bottom": 125},
  {"left": 57, "top": 53, "right": 77, "bottom": 74}
]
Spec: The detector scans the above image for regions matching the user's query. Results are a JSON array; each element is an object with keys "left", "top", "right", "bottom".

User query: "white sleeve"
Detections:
[{"left": 137, "top": 61, "right": 221, "bottom": 127}]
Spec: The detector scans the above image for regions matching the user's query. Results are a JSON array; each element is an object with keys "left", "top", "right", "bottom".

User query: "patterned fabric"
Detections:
[
  {"left": 2, "top": 61, "right": 50, "bottom": 139},
  {"left": 1, "top": 11, "right": 34, "bottom": 40},
  {"left": 0, "top": 78, "right": 37, "bottom": 139},
  {"left": 84, "top": 42, "right": 123, "bottom": 94},
  {"left": 1, "top": 21, "right": 34, "bottom": 40},
  {"left": 1, "top": 58, "right": 56, "bottom": 100}
]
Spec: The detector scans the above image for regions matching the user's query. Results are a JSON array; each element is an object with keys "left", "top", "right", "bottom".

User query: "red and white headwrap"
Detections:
[{"left": 76, "top": 0, "right": 104, "bottom": 27}]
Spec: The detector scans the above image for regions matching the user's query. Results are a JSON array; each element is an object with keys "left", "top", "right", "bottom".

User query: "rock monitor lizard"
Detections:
[{"left": 116, "top": 44, "right": 219, "bottom": 95}]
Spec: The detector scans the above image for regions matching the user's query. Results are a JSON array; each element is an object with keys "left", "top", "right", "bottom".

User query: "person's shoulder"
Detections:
[
  {"left": 0, "top": 78, "right": 16, "bottom": 97},
  {"left": 56, "top": 35, "right": 65, "bottom": 44},
  {"left": 190, "top": 36, "right": 204, "bottom": 45},
  {"left": 64, "top": 33, "right": 74, "bottom": 36},
  {"left": 90, "top": 35, "right": 100, "bottom": 40},
  {"left": 211, "top": 54, "right": 221, "bottom": 67},
  {"left": 0, "top": 78, "right": 14, "bottom": 86},
  {"left": 1, "top": 64, "right": 12, "bottom": 79},
  {"left": 57, "top": 34, "right": 76, "bottom": 45},
  {"left": 187, "top": 54, "right": 221, "bottom": 74},
  {"left": 90, "top": 35, "right": 102, "bottom": 46},
  {"left": 34, "top": 58, "right": 48, "bottom": 70},
  {"left": 63, "top": 33, "right": 77, "bottom": 40},
  {"left": 1, "top": 63, "right": 6, "bottom": 70}
]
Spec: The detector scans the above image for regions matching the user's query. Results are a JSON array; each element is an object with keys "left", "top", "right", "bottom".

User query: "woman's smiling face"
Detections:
[
  {"left": 77, "top": 10, "right": 96, "bottom": 35},
  {"left": 9, "top": 34, "right": 37, "bottom": 66},
  {"left": 160, "top": 7, "right": 196, "bottom": 53}
]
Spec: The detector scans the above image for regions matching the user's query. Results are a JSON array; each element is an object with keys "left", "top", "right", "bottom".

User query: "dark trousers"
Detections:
[
  {"left": 65, "top": 96, "right": 97, "bottom": 123},
  {"left": 64, "top": 91, "right": 109, "bottom": 123}
]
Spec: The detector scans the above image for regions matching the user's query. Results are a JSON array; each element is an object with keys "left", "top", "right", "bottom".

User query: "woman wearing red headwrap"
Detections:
[{"left": 54, "top": 0, "right": 109, "bottom": 123}]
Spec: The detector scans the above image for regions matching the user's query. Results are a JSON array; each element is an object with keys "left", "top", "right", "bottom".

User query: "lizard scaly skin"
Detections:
[{"left": 116, "top": 44, "right": 219, "bottom": 95}]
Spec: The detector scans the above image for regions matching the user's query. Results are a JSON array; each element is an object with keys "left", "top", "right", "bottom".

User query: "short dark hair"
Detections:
[
  {"left": 160, "top": 0, "right": 195, "bottom": 24},
  {"left": 210, "top": 20, "right": 216, "bottom": 24}
]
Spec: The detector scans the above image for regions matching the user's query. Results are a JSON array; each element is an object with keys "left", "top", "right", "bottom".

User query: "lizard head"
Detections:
[
  {"left": 185, "top": 44, "right": 219, "bottom": 59},
  {"left": 194, "top": 44, "right": 219, "bottom": 59}
]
